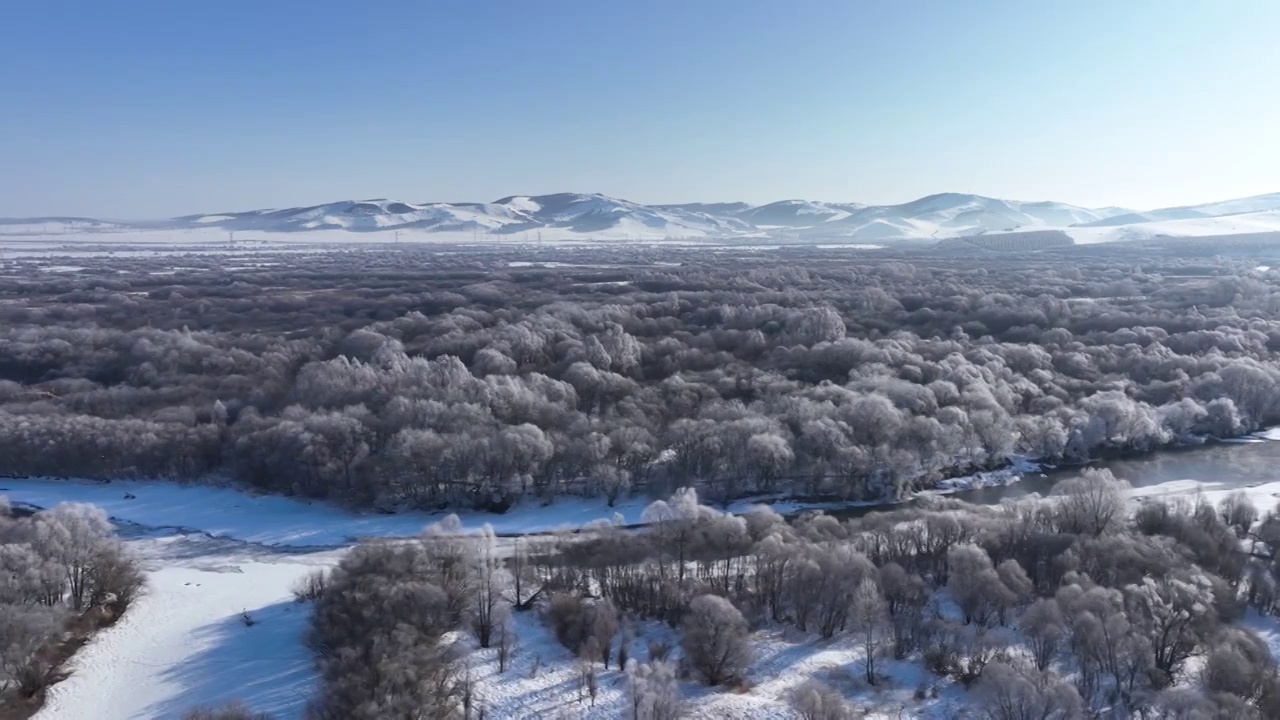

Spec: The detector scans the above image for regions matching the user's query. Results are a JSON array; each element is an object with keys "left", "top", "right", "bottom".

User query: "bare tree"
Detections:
[
  {"left": 1051, "top": 468, "right": 1129, "bottom": 537},
  {"left": 682, "top": 594, "right": 750, "bottom": 686},
  {"left": 496, "top": 607, "right": 515, "bottom": 674},
  {"left": 1202, "top": 627, "right": 1280, "bottom": 712},
  {"left": 1124, "top": 572, "right": 1217, "bottom": 685},
  {"left": 291, "top": 569, "right": 329, "bottom": 603},
  {"left": 1220, "top": 491, "right": 1258, "bottom": 537},
  {"left": 947, "top": 544, "right": 1011, "bottom": 627},
  {"left": 578, "top": 638, "right": 599, "bottom": 703},
  {"left": 849, "top": 577, "right": 888, "bottom": 684},
  {"left": 590, "top": 598, "right": 620, "bottom": 668},
  {"left": 973, "top": 661, "right": 1083, "bottom": 720},
  {"left": 87, "top": 540, "right": 145, "bottom": 611},
  {"left": 510, "top": 536, "right": 544, "bottom": 611},
  {"left": 472, "top": 525, "right": 511, "bottom": 648},
  {"left": 33, "top": 503, "right": 115, "bottom": 611},
  {"left": 1018, "top": 599, "right": 1065, "bottom": 672},
  {"left": 789, "top": 679, "right": 857, "bottom": 720},
  {"left": 626, "top": 659, "right": 684, "bottom": 720}
]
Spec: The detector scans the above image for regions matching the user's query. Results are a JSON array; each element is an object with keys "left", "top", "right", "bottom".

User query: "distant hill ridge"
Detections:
[{"left": 5, "top": 191, "right": 1280, "bottom": 244}]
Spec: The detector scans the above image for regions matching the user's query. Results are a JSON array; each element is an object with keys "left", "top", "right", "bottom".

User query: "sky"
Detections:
[{"left": 2, "top": 1, "right": 1278, "bottom": 218}]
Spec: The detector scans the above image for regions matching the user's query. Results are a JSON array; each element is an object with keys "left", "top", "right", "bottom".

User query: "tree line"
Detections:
[
  {"left": 1, "top": 244, "right": 1278, "bottom": 510},
  {"left": 291, "top": 471, "right": 1280, "bottom": 718}
]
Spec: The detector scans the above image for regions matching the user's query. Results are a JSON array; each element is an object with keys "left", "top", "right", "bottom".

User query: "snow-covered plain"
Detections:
[{"left": 4, "top": 436, "right": 1279, "bottom": 719}]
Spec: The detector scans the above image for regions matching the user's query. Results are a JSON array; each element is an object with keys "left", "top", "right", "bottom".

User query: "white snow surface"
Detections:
[
  {"left": 37, "top": 536, "right": 337, "bottom": 720},
  {"left": 0, "top": 478, "right": 657, "bottom": 543},
  {"left": 1061, "top": 210, "right": 1280, "bottom": 245},
  {"left": 1128, "top": 477, "right": 1280, "bottom": 511},
  {"left": 5, "top": 446, "right": 1279, "bottom": 719},
  {"left": 465, "top": 611, "right": 956, "bottom": 720},
  {"left": 0, "top": 478, "right": 971, "bottom": 719}
]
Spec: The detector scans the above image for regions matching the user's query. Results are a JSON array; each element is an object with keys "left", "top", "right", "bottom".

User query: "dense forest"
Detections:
[
  {"left": 300, "top": 472, "right": 1280, "bottom": 719},
  {"left": 1, "top": 241, "right": 1279, "bottom": 510}
]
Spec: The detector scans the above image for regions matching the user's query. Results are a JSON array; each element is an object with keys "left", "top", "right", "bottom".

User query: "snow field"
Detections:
[
  {"left": 34, "top": 534, "right": 343, "bottom": 720},
  {"left": 0, "top": 477, "right": 652, "bottom": 543},
  {"left": 6, "top": 443, "right": 1280, "bottom": 719},
  {"left": 463, "top": 611, "right": 960, "bottom": 719}
]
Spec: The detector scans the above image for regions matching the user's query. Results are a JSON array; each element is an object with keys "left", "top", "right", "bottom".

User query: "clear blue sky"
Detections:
[{"left": 3, "top": 1, "right": 1277, "bottom": 218}]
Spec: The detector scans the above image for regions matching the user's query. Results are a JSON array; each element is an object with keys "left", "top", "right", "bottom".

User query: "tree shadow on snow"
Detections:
[{"left": 148, "top": 600, "right": 316, "bottom": 717}]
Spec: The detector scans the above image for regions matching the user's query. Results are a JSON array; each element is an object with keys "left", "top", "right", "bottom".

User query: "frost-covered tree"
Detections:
[
  {"left": 1220, "top": 491, "right": 1259, "bottom": 537},
  {"left": 947, "top": 544, "right": 1012, "bottom": 627},
  {"left": 789, "top": 679, "right": 857, "bottom": 720},
  {"left": 626, "top": 659, "right": 684, "bottom": 720},
  {"left": 0, "top": 500, "right": 140, "bottom": 700},
  {"left": 1019, "top": 598, "right": 1066, "bottom": 672},
  {"left": 33, "top": 503, "right": 115, "bottom": 611},
  {"left": 1124, "top": 572, "right": 1217, "bottom": 684},
  {"left": 682, "top": 594, "right": 750, "bottom": 686},
  {"left": 1050, "top": 468, "right": 1129, "bottom": 537},
  {"left": 471, "top": 525, "right": 511, "bottom": 648},
  {"left": 849, "top": 577, "right": 888, "bottom": 684},
  {"left": 973, "top": 662, "right": 1084, "bottom": 720},
  {"left": 306, "top": 541, "right": 465, "bottom": 719}
]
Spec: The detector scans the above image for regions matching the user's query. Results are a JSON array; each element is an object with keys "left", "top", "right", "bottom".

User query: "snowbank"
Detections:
[{"left": 1128, "top": 478, "right": 1280, "bottom": 511}]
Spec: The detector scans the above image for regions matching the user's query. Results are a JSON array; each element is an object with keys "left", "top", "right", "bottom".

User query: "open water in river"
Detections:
[
  {"left": 968, "top": 439, "right": 1280, "bottom": 502},
  {"left": 834, "top": 437, "right": 1280, "bottom": 518}
]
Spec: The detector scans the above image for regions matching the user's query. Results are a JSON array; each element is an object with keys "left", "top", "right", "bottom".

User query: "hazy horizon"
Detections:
[
  {"left": 3, "top": 0, "right": 1278, "bottom": 217},
  {"left": 11, "top": 187, "right": 1280, "bottom": 223}
]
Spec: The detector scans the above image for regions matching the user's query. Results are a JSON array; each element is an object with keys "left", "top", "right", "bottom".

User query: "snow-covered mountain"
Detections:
[
  {"left": 160, "top": 192, "right": 1127, "bottom": 240},
  {"left": 733, "top": 200, "right": 866, "bottom": 227},
  {"left": 171, "top": 193, "right": 752, "bottom": 238},
  {"left": 178, "top": 199, "right": 531, "bottom": 233},
  {"left": 6, "top": 191, "right": 1280, "bottom": 244},
  {"left": 1075, "top": 192, "right": 1280, "bottom": 228},
  {"left": 805, "top": 193, "right": 1132, "bottom": 240}
]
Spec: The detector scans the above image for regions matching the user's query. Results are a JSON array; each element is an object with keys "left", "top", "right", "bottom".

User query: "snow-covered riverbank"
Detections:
[
  {"left": 3, "top": 477, "right": 969, "bottom": 720},
  {"left": 6, "top": 436, "right": 1280, "bottom": 719},
  {"left": 0, "top": 477, "right": 654, "bottom": 542},
  {"left": 36, "top": 535, "right": 338, "bottom": 719}
]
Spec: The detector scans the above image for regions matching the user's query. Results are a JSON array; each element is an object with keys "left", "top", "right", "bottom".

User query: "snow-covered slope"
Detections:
[
  {"left": 1076, "top": 192, "right": 1280, "bottom": 227},
  {"left": 735, "top": 200, "right": 865, "bottom": 227},
  {"left": 6, "top": 190, "right": 1279, "bottom": 244},
  {"left": 1064, "top": 211, "right": 1280, "bottom": 245},
  {"left": 174, "top": 193, "right": 753, "bottom": 239},
  {"left": 811, "top": 193, "right": 1125, "bottom": 240},
  {"left": 178, "top": 199, "right": 534, "bottom": 233},
  {"left": 181, "top": 192, "right": 1126, "bottom": 242}
]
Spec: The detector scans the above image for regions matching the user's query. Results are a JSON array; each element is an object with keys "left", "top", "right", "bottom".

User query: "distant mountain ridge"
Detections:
[
  {"left": 160, "top": 191, "right": 1151, "bottom": 239},
  {"left": 6, "top": 191, "right": 1280, "bottom": 244}
]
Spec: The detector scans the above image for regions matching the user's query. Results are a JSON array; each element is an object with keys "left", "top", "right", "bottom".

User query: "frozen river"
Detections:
[{"left": 958, "top": 436, "right": 1280, "bottom": 509}]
